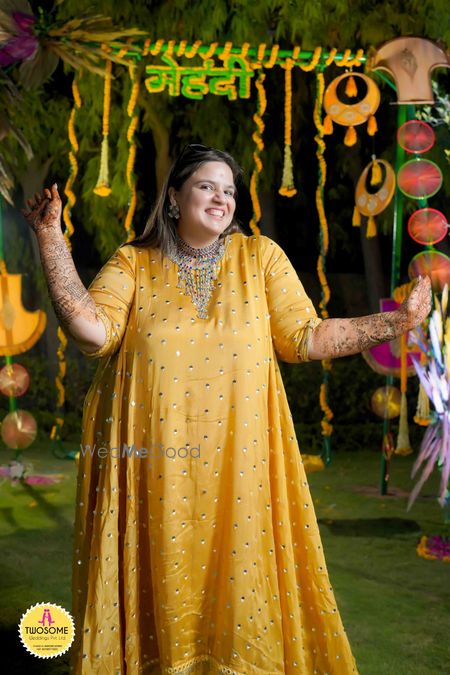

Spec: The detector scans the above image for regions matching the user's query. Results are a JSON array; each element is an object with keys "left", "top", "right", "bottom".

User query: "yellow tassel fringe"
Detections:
[
  {"left": 366, "top": 215, "right": 377, "bottom": 238},
  {"left": 344, "top": 125, "right": 357, "bottom": 146}
]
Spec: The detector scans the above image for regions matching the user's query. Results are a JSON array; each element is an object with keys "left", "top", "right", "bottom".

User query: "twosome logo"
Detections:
[{"left": 19, "top": 603, "right": 75, "bottom": 658}]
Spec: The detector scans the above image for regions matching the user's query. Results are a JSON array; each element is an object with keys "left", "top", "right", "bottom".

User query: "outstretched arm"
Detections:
[
  {"left": 22, "top": 184, "right": 106, "bottom": 353},
  {"left": 307, "top": 275, "right": 431, "bottom": 360}
]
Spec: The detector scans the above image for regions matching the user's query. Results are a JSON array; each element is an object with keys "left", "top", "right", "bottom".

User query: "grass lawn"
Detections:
[{"left": 0, "top": 439, "right": 448, "bottom": 674}]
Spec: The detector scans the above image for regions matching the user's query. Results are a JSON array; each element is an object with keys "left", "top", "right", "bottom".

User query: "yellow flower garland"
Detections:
[
  {"left": 249, "top": 71, "right": 267, "bottom": 236},
  {"left": 93, "top": 55, "right": 113, "bottom": 197},
  {"left": 124, "top": 63, "right": 140, "bottom": 240},
  {"left": 314, "top": 70, "right": 333, "bottom": 438},
  {"left": 279, "top": 57, "right": 297, "bottom": 197}
]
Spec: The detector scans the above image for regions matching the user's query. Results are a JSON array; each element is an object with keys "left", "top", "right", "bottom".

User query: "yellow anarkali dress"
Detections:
[{"left": 71, "top": 232, "right": 358, "bottom": 674}]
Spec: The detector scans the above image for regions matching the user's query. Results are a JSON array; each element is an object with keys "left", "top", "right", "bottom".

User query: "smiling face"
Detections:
[{"left": 169, "top": 161, "right": 236, "bottom": 248}]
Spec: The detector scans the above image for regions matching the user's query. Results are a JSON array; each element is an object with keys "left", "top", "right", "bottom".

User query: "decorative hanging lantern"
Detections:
[
  {"left": 353, "top": 157, "right": 396, "bottom": 237},
  {"left": 0, "top": 269, "right": 47, "bottom": 356},
  {"left": 368, "top": 37, "right": 450, "bottom": 105},
  {"left": 0, "top": 363, "right": 29, "bottom": 397},
  {"left": 1, "top": 410, "right": 37, "bottom": 449},
  {"left": 408, "top": 208, "right": 448, "bottom": 246},
  {"left": 397, "top": 120, "right": 435, "bottom": 154},
  {"left": 323, "top": 72, "right": 380, "bottom": 146},
  {"left": 397, "top": 158, "right": 443, "bottom": 199},
  {"left": 408, "top": 251, "right": 450, "bottom": 293},
  {"left": 371, "top": 385, "right": 402, "bottom": 419},
  {"left": 93, "top": 57, "right": 113, "bottom": 197}
]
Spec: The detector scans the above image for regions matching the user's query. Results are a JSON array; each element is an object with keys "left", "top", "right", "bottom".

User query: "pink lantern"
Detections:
[
  {"left": 408, "top": 208, "right": 448, "bottom": 246},
  {"left": 397, "top": 121, "right": 435, "bottom": 154},
  {"left": 1, "top": 410, "right": 37, "bottom": 449},
  {"left": 408, "top": 250, "right": 450, "bottom": 293},
  {"left": 0, "top": 363, "right": 30, "bottom": 397},
  {"left": 397, "top": 159, "right": 443, "bottom": 199}
]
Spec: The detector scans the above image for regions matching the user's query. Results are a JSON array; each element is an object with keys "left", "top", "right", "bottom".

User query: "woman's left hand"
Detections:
[{"left": 399, "top": 275, "right": 432, "bottom": 330}]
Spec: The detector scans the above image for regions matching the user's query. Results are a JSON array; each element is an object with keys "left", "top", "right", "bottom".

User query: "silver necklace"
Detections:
[{"left": 168, "top": 232, "right": 228, "bottom": 319}]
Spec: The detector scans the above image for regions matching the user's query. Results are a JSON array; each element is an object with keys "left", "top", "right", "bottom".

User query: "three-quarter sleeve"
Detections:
[
  {"left": 260, "top": 236, "right": 322, "bottom": 363},
  {"left": 78, "top": 245, "right": 136, "bottom": 359}
]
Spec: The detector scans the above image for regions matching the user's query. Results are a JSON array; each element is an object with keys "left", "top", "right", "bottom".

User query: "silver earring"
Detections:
[{"left": 168, "top": 202, "right": 180, "bottom": 219}]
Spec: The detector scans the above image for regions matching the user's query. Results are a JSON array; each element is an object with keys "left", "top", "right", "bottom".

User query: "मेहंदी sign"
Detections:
[{"left": 144, "top": 52, "right": 255, "bottom": 100}]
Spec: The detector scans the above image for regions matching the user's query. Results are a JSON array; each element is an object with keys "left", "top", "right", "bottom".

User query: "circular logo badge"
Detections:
[{"left": 18, "top": 602, "right": 75, "bottom": 659}]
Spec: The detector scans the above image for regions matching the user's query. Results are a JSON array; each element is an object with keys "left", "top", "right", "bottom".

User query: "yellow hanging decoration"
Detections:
[
  {"left": 323, "top": 115, "right": 333, "bottom": 135},
  {"left": 354, "top": 158, "right": 396, "bottom": 238},
  {"left": 124, "top": 63, "right": 140, "bottom": 241},
  {"left": 366, "top": 215, "right": 377, "bottom": 237},
  {"left": 314, "top": 70, "right": 333, "bottom": 440},
  {"left": 51, "top": 73, "right": 83, "bottom": 446},
  {"left": 344, "top": 125, "right": 357, "bottom": 146},
  {"left": 249, "top": 71, "right": 266, "bottom": 236},
  {"left": 367, "top": 114, "right": 378, "bottom": 136},
  {"left": 50, "top": 326, "right": 68, "bottom": 445},
  {"left": 395, "top": 333, "right": 413, "bottom": 455},
  {"left": 370, "top": 158, "right": 383, "bottom": 185},
  {"left": 324, "top": 71, "right": 380, "bottom": 146},
  {"left": 94, "top": 57, "right": 113, "bottom": 197},
  {"left": 345, "top": 74, "right": 358, "bottom": 97},
  {"left": 414, "top": 351, "right": 432, "bottom": 426},
  {"left": 279, "top": 58, "right": 297, "bottom": 197},
  {"left": 62, "top": 74, "right": 82, "bottom": 250}
]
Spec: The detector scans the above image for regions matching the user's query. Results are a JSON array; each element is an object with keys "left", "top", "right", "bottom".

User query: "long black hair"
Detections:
[{"left": 130, "top": 144, "right": 246, "bottom": 257}]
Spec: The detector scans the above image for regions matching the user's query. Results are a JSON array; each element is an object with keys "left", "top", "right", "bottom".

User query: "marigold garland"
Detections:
[
  {"left": 314, "top": 70, "right": 333, "bottom": 446},
  {"left": 52, "top": 74, "right": 82, "bottom": 446},
  {"left": 279, "top": 58, "right": 297, "bottom": 197},
  {"left": 124, "top": 63, "right": 139, "bottom": 240},
  {"left": 249, "top": 71, "right": 266, "bottom": 236},
  {"left": 93, "top": 55, "right": 113, "bottom": 197},
  {"left": 50, "top": 326, "right": 68, "bottom": 444}
]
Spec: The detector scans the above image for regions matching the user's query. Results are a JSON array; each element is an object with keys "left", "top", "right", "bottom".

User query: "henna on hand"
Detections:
[
  {"left": 22, "top": 185, "right": 99, "bottom": 329},
  {"left": 307, "top": 275, "right": 432, "bottom": 360}
]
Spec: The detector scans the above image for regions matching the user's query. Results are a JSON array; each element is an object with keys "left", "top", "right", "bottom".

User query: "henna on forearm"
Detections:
[
  {"left": 307, "top": 275, "right": 432, "bottom": 361},
  {"left": 37, "top": 228, "right": 98, "bottom": 328},
  {"left": 307, "top": 310, "right": 409, "bottom": 361}
]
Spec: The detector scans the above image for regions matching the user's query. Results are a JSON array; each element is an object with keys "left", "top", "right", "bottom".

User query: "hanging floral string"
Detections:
[
  {"left": 249, "top": 71, "right": 267, "bottom": 236},
  {"left": 50, "top": 73, "right": 82, "bottom": 448},
  {"left": 279, "top": 52, "right": 298, "bottom": 197},
  {"left": 62, "top": 75, "right": 82, "bottom": 248},
  {"left": 313, "top": 69, "right": 333, "bottom": 456},
  {"left": 93, "top": 55, "right": 113, "bottom": 197},
  {"left": 124, "top": 63, "right": 140, "bottom": 240}
]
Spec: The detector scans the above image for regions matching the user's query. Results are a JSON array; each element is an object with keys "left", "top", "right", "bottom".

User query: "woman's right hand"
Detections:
[{"left": 21, "top": 183, "right": 62, "bottom": 234}]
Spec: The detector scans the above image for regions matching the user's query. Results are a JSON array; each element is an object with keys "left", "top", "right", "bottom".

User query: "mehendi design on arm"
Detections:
[
  {"left": 307, "top": 275, "right": 432, "bottom": 360},
  {"left": 38, "top": 232, "right": 98, "bottom": 328}
]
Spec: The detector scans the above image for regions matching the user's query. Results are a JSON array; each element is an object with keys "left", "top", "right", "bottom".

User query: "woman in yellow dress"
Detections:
[{"left": 24, "top": 144, "right": 430, "bottom": 674}]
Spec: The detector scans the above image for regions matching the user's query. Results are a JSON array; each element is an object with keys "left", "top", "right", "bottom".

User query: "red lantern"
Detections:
[{"left": 1, "top": 410, "right": 37, "bottom": 449}]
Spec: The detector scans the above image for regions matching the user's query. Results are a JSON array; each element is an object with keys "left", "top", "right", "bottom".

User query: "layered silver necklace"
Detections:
[{"left": 168, "top": 232, "right": 228, "bottom": 319}]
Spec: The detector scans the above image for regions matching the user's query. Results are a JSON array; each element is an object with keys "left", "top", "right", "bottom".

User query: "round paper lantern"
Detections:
[
  {"left": 371, "top": 386, "right": 401, "bottom": 419},
  {"left": 0, "top": 363, "right": 30, "bottom": 397},
  {"left": 408, "top": 208, "right": 448, "bottom": 245},
  {"left": 397, "top": 120, "right": 435, "bottom": 154},
  {"left": 1, "top": 410, "right": 37, "bottom": 450},
  {"left": 397, "top": 159, "right": 443, "bottom": 199},
  {"left": 408, "top": 250, "right": 450, "bottom": 293}
]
